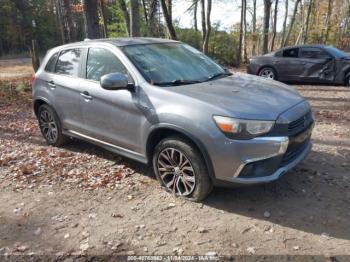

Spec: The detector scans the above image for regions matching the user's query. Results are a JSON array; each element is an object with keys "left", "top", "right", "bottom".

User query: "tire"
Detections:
[
  {"left": 259, "top": 67, "right": 277, "bottom": 80},
  {"left": 37, "top": 104, "right": 69, "bottom": 146},
  {"left": 345, "top": 73, "right": 350, "bottom": 88},
  {"left": 152, "top": 136, "right": 213, "bottom": 202}
]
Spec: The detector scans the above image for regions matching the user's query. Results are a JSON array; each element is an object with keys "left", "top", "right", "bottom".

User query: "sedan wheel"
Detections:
[
  {"left": 259, "top": 67, "right": 275, "bottom": 79},
  {"left": 157, "top": 148, "right": 196, "bottom": 196}
]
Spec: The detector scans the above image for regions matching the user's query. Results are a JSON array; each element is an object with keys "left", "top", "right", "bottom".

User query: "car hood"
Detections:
[{"left": 168, "top": 73, "right": 305, "bottom": 120}]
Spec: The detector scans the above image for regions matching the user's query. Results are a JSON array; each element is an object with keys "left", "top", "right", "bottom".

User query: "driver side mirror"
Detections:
[{"left": 100, "top": 73, "right": 134, "bottom": 91}]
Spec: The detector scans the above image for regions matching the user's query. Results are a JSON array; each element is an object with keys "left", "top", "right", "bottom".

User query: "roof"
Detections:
[
  {"left": 281, "top": 44, "right": 328, "bottom": 50},
  {"left": 57, "top": 37, "right": 179, "bottom": 49}
]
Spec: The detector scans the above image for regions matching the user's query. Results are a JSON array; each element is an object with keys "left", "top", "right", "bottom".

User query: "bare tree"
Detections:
[
  {"left": 280, "top": 0, "right": 288, "bottom": 47},
  {"left": 193, "top": 0, "right": 198, "bottom": 31},
  {"left": 324, "top": 0, "right": 333, "bottom": 43},
  {"left": 283, "top": 0, "right": 301, "bottom": 46},
  {"left": 270, "top": 0, "right": 278, "bottom": 51},
  {"left": 130, "top": 0, "right": 140, "bottom": 37},
  {"left": 252, "top": 0, "right": 257, "bottom": 56},
  {"left": 243, "top": 0, "right": 247, "bottom": 62},
  {"left": 100, "top": 0, "right": 108, "bottom": 38},
  {"left": 117, "top": 0, "right": 131, "bottom": 36},
  {"left": 237, "top": 0, "right": 244, "bottom": 65},
  {"left": 160, "top": 0, "right": 177, "bottom": 39},
  {"left": 83, "top": 0, "right": 101, "bottom": 39},
  {"left": 62, "top": 0, "right": 76, "bottom": 42},
  {"left": 200, "top": 0, "right": 206, "bottom": 43},
  {"left": 202, "top": 0, "right": 212, "bottom": 54},
  {"left": 262, "top": 0, "right": 272, "bottom": 54},
  {"left": 303, "top": 0, "right": 312, "bottom": 44},
  {"left": 54, "top": 0, "right": 66, "bottom": 44}
]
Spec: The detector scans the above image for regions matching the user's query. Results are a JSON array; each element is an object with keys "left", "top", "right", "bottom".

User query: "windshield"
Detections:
[
  {"left": 122, "top": 43, "right": 228, "bottom": 86},
  {"left": 325, "top": 46, "right": 349, "bottom": 58}
]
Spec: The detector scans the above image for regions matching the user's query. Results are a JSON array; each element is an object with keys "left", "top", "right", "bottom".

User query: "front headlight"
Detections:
[{"left": 213, "top": 116, "right": 275, "bottom": 140}]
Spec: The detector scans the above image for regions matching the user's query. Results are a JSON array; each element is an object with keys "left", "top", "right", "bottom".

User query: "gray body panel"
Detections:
[
  {"left": 33, "top": 38, "right": 313, "bottom": 185},
  {"left": 247, "top": 44, "right": 350, "bottom": 85}
]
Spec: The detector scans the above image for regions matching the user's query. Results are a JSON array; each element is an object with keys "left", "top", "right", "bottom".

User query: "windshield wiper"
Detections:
[
  {"left": 153, "top": 79, "right": 201, "bottom": 86},
  {"left": 205, "top": 72, "right": 232, "bottom": 82}
]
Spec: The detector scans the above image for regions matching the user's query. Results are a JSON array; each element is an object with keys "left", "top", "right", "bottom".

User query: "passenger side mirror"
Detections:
[{"left": 100, "top": 73, "right": 133, "bottom": 91}]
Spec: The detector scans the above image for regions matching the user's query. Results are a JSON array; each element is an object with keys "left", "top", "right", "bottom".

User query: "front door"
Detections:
[
  {"left": 79, "top": 47, "right": 144, "bottom": 153},
  {"left": 274, "top": 47, "right": 305, "bottom": 81}
]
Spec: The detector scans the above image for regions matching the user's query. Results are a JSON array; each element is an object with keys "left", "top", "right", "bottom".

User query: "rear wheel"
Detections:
[
  {"left": 259, "top": 67, "right": 276, "bottom": 80},
  {"left": 37, "top": 104, "right": 68, "bottom": 146},
  {"left": 152, "top": 136, "right": 213, "bottom": 202}
]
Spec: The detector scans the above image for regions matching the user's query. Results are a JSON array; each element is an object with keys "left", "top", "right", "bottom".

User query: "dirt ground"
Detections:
[{"left": 0, "top": 59, "right": 350, "bottom": 259}]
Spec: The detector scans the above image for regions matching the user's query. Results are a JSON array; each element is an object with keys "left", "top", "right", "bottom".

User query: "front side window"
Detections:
[
  {"left": 86, "top": 48, "right": 129, "bottom": 82},
  {"left": 55, "top": 49, "right": 82, "bottom": 77},
  {"left": 300, "top": 47, "right": 330, "bottom": 59},
  {"left": 122, "top": 43, "right": 227, "bottom": 85},
  {"left": 45, "top": 52, "right": 59, "bottom": 72},
  {"left": 283, "top": 48, "right": 299, "bottom": 58}
]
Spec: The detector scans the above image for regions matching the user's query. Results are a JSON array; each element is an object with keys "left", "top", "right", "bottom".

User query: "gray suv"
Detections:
[{"left": 32, "top": 38, "right": 314, "bottom": 201}]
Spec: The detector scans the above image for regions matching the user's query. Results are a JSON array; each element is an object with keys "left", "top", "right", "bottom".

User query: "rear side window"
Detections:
[
  {"left": 86, "top": 48, "right": 129, "bottom": 81},
  {"left": 55, "top": 49, "right": 82, "bottom": 77},
  {"left": 300, "top": 47, "right": 330, "bottom": 59},
  {"left": 282, "top": 48, "right": 299, "bottom": 58},
  {"left": 44, "top": 52, "right": 59, "bottom": 72}
]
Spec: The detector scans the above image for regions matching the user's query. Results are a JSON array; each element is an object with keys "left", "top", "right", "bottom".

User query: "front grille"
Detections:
[{"left": 288, "top": 111, "right": 313, "bottom": 136}]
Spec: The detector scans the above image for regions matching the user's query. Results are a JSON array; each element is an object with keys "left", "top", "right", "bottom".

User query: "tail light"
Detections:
[{"left": 31, "top": 74, "right": 36, "bottom": 85}]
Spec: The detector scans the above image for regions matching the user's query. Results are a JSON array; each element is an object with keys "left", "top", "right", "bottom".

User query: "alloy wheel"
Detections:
[
  {"left": 259, "top": 68, "right": 275, "bottom": 79},
  {"left": 39, "top": 109, "right": 58, "bottom": 143},
  {"left": 157, "top": 148, "right": 196, "bottom": 196}
]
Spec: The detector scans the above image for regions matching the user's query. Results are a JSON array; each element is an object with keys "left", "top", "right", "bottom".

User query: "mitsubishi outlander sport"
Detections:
[{"left": 32, "top": 38, "right": 314, "bottom": 201}]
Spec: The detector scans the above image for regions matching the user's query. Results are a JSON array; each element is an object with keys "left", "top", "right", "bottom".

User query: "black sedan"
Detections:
[{"left": 247, "top": 45, "right": 350, "bottom": 86}]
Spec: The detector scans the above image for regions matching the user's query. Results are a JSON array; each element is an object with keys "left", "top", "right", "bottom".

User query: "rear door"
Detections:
[
  {"left": 299, "top": 47, "right": 335, "bottom": 82},
  {"left": 274, "top": 47, "right": 305, "bottom": 81},
  {"left": 50, "top": 48, "right": 85, "bottom": 132}
]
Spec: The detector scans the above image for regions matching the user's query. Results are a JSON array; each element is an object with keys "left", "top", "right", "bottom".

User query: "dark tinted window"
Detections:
[
  {"left": 86, "top": 48, "right": 129, "bottom": 81},
  {"left": 300, "top": 47, "right": 330, "bottom": 59},
  {"left": 55, "top": 49, "right": 82, "bottom": 76},
  {"left": 44, "top": 52, "right": 59, "bottom": 72},
  {"left": 283, "top": 48, "right": 299, "bottom": 58}
]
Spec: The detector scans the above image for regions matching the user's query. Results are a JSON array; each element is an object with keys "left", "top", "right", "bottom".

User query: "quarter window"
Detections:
[
  {"left": 44, "top": 52, "right": 59, "bottom": 72},
  {"left": 86, "top": 48, "right": 129, "bottom": 82},
  {"left": 282, "top": 48, "right": 299, "bottom": 58},
  {"left": 55, "top": 49, "right": 82, "bottom": 77}
]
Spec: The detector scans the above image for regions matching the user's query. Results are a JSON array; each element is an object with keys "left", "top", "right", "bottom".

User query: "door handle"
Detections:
[
  {"left": 48, "top": 80, "right": 56, "bottom": 88},
  {"left": 80, "top": 91, "right": 92, "bottom": 100}
]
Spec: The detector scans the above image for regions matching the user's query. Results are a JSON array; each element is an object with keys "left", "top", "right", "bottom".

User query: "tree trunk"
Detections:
[
  {"left": 62, "top": 0, "right": 76, "bottom": 42},
  {"left": 252, "top": 0, "right": 257, "bottom": 56},
  {"left": 237, "top": 0, "right": 244, "bottom": 66},
  {"left": 130, "top": 0, "right": 140, "bottom": 37},
  {"left": 100, "top": 0, "right": 108, "bottom": 38},
  {"left": 55, "top": 0, "right": 66, "bottom": 44},
  {"left": 303, "top": 0, "right": 312, "bottom": 44},
  {"left": 160, "top": 0, "right": 176, "bottom": 39},
  {"left": 30, "top": 39, "right": 40, "bottom": 72},
  {"left": 200, "top": 0, "right": 206, "bottom": 42},
  {"left": 284, "top": 0, "right": 301, "bottom": 47},
  {"left": 262, "top": 0, "right": 272, "bottom": 54},
  {"left": 148, "top": 0, "right": 158, "bottom": 37},
  {"left": 83, "top": 0, "right": 101, "bottom": 39},
  {"left": 118, "top": 0, "right": 131, "bottom": 36},
  {"left": 202, "top": 0, "right": 211, "bottom": 54},
  {"left": 243, "top": 0, "right": 247, "bottom": 63},
  {"left": 270, "top": 0, "right": 278, "bottom": 51},
  {"left": 193, "top": 0, "right": 198, "bottom": 31},
  {"left": 280, "top": 0, "right": 288, "bottom": 47},
  {"left": 324, "top": 0, "right": 332, "bottom": 43}
]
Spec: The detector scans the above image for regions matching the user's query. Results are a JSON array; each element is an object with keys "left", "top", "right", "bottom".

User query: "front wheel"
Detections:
[
  {"left": 259, "top": 67, "right": 276, "bottom": 80},
  {"left": 152, "top": 136, "right": 213, "bottom": 202}
]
